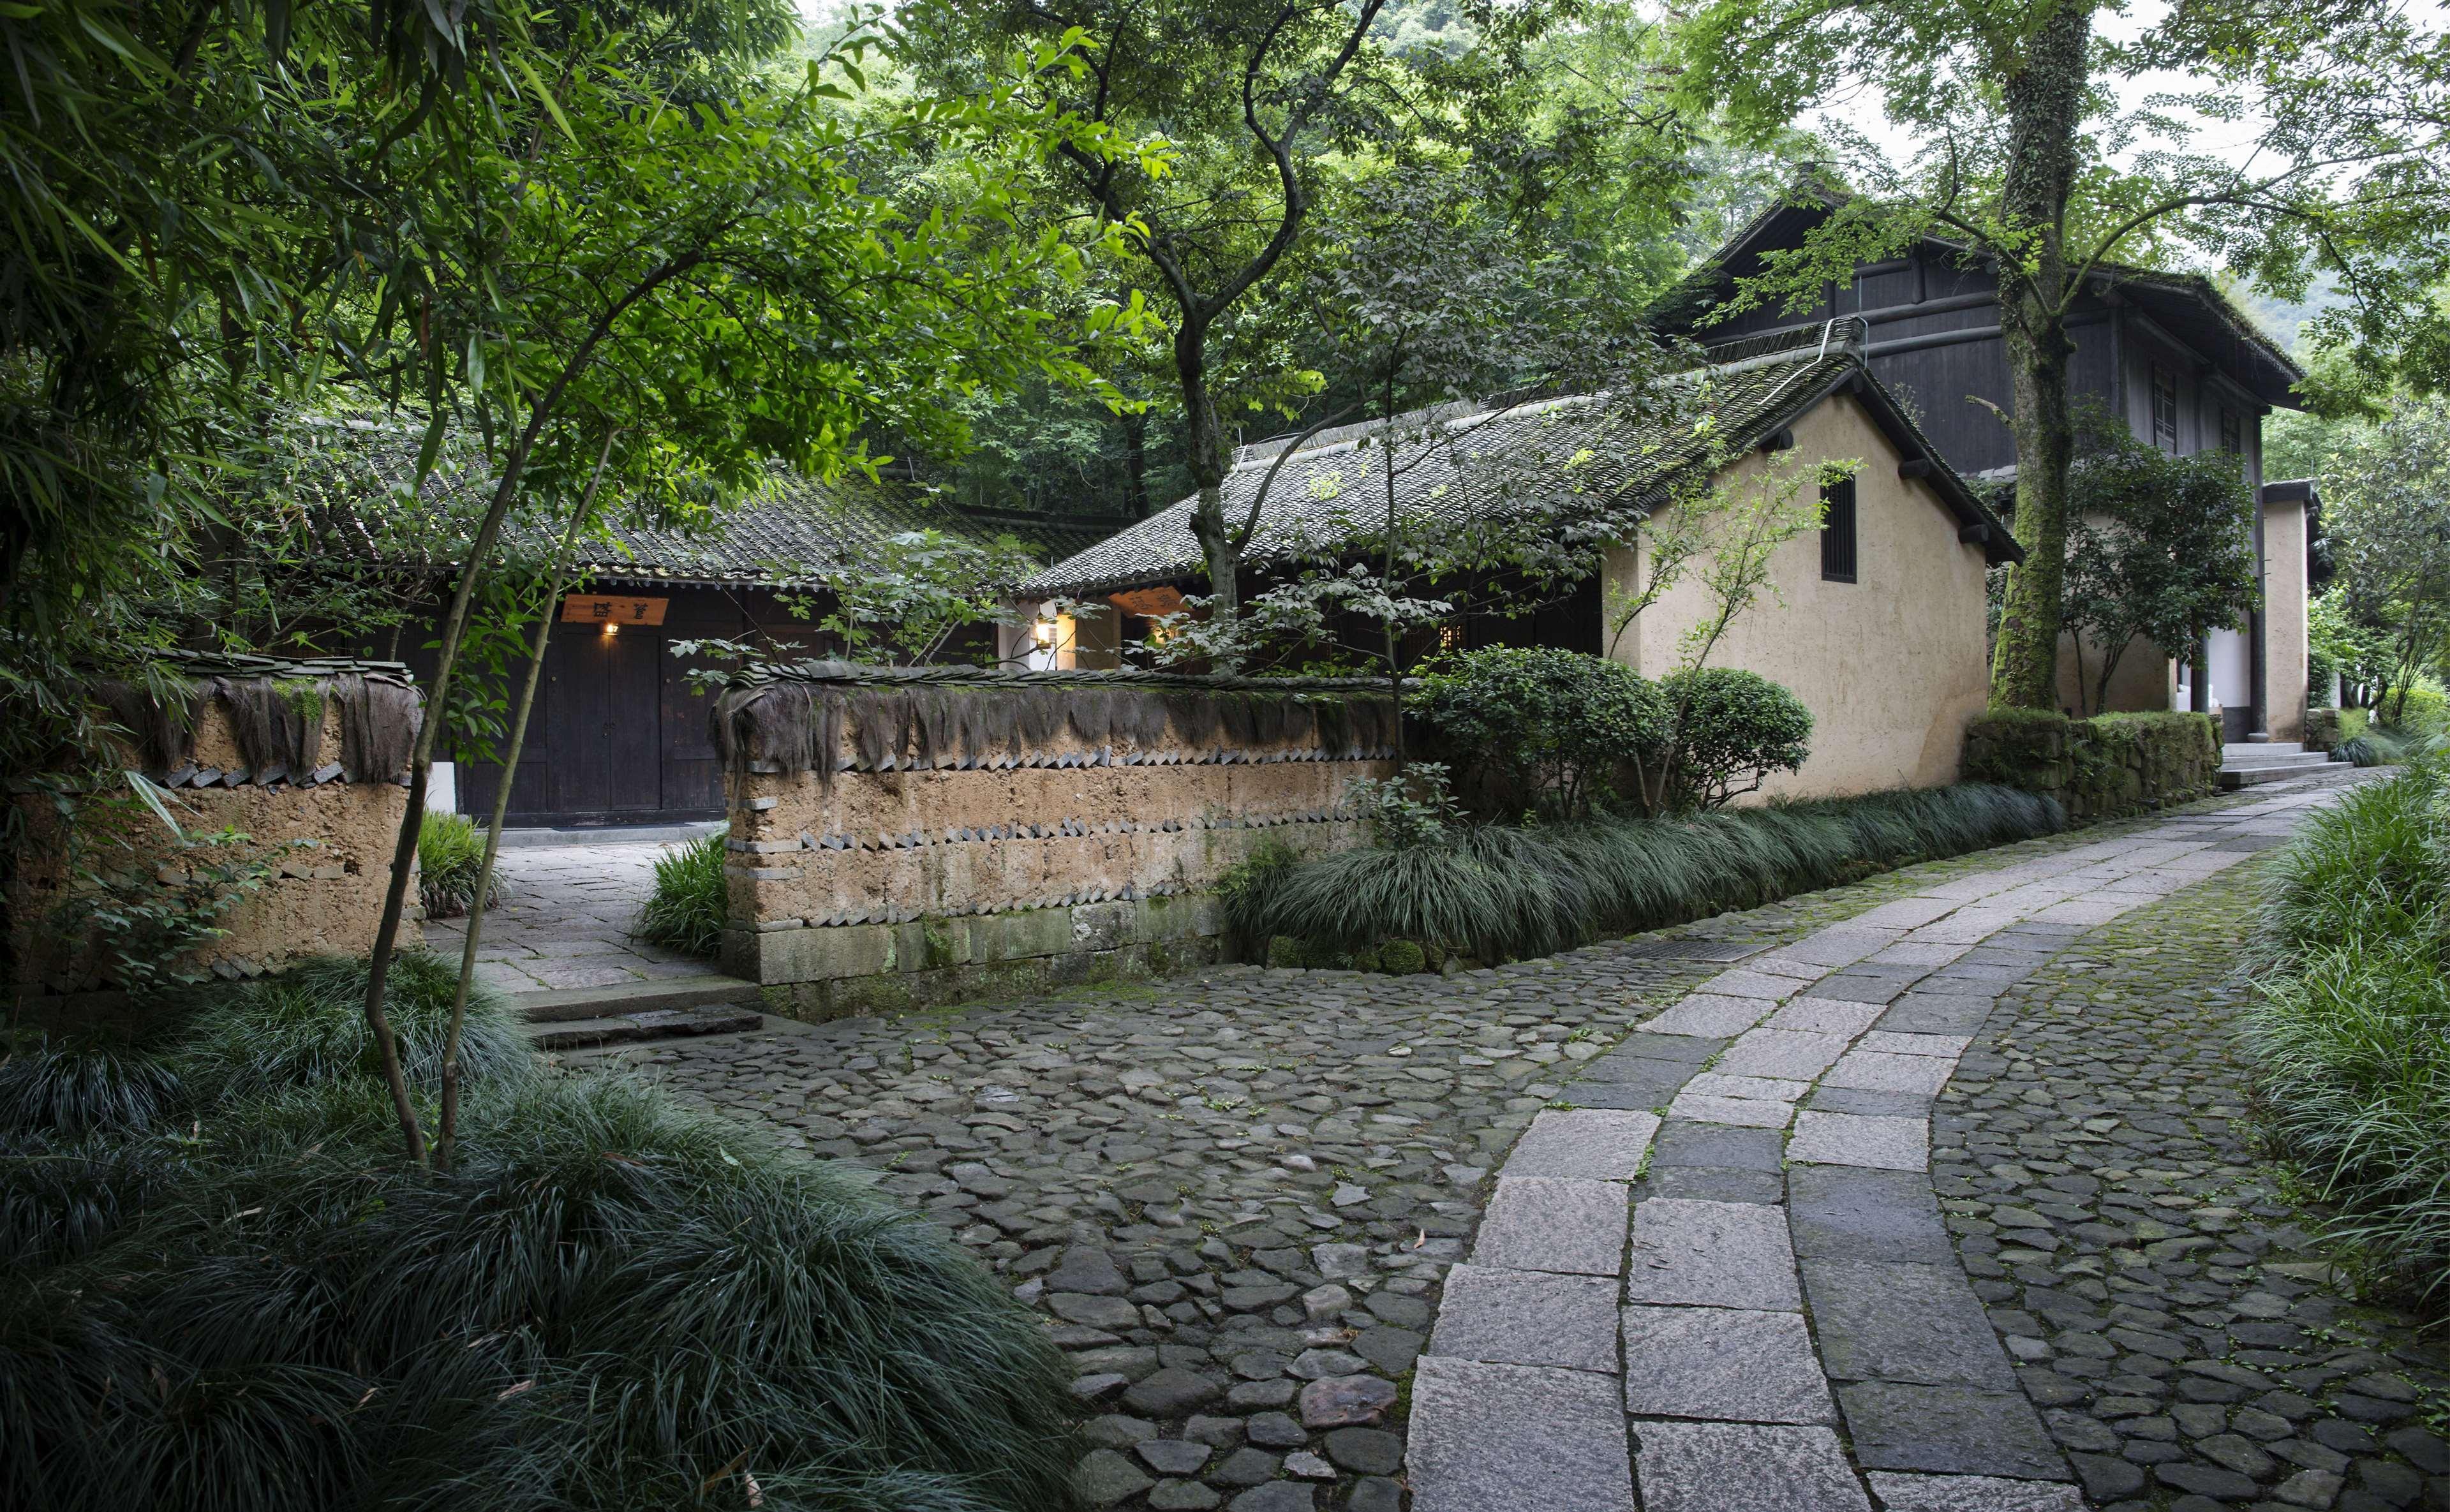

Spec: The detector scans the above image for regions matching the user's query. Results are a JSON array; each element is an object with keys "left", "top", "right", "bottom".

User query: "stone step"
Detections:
[
  {"left": 2222, "top": 750, "right": 2327, "bottom": 769},
  {"left": 527, "top": 1003, "right": 766, "bottom": 1051},
  {"left": 2222, "top": 741, "right": 2305, "bottom": 756},
  {"left": 512, "top": 974, "right": 760, "bottom": 1023},
  {"left": 2219, "top": 757, "right": 2361, "bottom": 791}
]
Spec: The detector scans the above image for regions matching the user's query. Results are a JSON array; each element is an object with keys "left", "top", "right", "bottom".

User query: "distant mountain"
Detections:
[{"left": 2220, "top": 275, "right": 2348, "bottom": 355}]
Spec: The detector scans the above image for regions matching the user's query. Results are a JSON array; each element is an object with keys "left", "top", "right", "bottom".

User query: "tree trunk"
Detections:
[
  {"left": 1177, "top": 317, "right": 1242, "bottom": 657},
  {"left": 436, "top": 434, "right": 614, "bottom": 1171},
  {"left": 1984, "top": 3, "right": 2091, "bottom": 711},
  {"left": 1120, "top": 408, "right": 1152, "bottom": 519}
]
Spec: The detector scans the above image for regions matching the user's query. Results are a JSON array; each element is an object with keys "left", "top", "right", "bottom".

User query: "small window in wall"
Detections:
[
  {"left": 2151, "top": 364, "right": 2180, "bottom": 452},
  {"left": 2220, "top": 406, "right": 2243, "bottom": 456},
  {"left": 1820, "top": 476, "right": 1858, "bottom": 583}
]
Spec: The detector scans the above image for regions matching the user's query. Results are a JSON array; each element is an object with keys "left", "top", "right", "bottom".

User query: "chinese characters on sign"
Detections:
[{"left": 560, "top": 595, "right": 670, "bottom": 626}]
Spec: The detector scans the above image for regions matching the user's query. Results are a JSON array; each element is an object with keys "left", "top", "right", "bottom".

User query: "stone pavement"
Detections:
[
  {"left": 612, "top": 770, "right": 2450, "bottom": 1512},
  {"left": 424, "top": 838, "right": 721, "bottom": 993},
  {"left": 1411, "top": 776, "right": 2450, "bottom": 1512},
  {"left": 1940, "top": 835, "right": 2450, "bottom": 1511}
]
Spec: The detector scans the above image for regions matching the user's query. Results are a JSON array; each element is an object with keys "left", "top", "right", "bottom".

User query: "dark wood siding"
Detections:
[{"left": 417, "top": 584, "right": 843, "bottom": 827}]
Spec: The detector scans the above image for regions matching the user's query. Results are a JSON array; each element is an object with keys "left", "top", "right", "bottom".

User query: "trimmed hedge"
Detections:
[{"left": 1961, "top": 709, "right": 2220, "bottom": 820}]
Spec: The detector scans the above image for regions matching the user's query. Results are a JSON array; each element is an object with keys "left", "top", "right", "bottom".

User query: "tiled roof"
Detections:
[
  {"left": 557, "top": 470, "right": 1124, "bottom": 587},
  {"left": 1018, "top": 321, "right": 2016, "bottom": 598},
  {"left": 308, "top": 429, "right": 1126, "bottom": 588}
]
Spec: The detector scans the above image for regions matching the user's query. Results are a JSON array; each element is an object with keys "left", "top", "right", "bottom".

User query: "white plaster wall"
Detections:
[
  {"left": 2263, "top": 499, "right": 2310, "bottom": 741},
  {"left": 1601, "top": 390, "right": 1994, "bottom": 798}
]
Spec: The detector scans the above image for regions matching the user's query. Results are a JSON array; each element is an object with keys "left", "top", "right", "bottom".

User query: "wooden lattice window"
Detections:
[
  {"left": 1820, "top": 477, "right": 1858, "bottom": 583},
  {"left": 2151, "top": 364, "right": 2181, "bottom": 452}
]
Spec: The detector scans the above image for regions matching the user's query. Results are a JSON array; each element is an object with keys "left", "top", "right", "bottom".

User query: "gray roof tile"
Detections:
[{"left": 1020, "top": 321, "right": 2013, "bottom": 598}]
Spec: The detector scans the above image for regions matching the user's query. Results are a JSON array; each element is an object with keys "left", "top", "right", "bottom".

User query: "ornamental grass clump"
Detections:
[
  {"left": 636, "top": 826, "right": 730, "bottom": 959},
  {"left": 172, "top": 949, "right": 531, "bottom": 1101},
  {"left": 0, "top": 957, "right": 1079, "bottom": 1512},
  {"left": 1236, "top": 781, "right": 2062, "bottom": 965},
  {"left": 416, "top": 810, "right": 490, "bottom": 918},
  {"left": 2245, "top": 756, "right": 2450, "bottom": 1301}
]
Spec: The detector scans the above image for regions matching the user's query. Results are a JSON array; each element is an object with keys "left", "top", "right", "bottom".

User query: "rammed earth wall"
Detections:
[
  {"left": 9, "top": 657, "right": 424, "bottom": 1014},
  {"left": 709, "top": 667, "right": 1400, "bottom": 1016}
]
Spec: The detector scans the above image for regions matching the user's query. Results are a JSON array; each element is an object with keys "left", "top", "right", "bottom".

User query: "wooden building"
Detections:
[
  {"left": 348, "top": 470, "right": 1120, "bottom": 828},
  {"left": 1018, "top": 322, "right": 2027, "bottom": 799},
  {"left": 1651, "top": 189, "right": 2315, "bottom": 741}
]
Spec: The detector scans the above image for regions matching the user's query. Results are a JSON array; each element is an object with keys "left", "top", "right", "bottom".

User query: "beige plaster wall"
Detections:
[
  {"left": 1602, "top": 390, "right": 1993, "bottom": 798},
  {"left": 11, "top": 694, "right": 417, "bottom": 998},
  {"left": 2055, "top": 621, "right": 2179, "bottom": 718},
  {"left": 2264, "top": 498, "right": 2310, "bottom": 741}
]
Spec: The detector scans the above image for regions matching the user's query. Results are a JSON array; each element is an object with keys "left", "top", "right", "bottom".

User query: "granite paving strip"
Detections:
[{"left": 1413, "top": 773, "right": 2387, "bottom": 1512}]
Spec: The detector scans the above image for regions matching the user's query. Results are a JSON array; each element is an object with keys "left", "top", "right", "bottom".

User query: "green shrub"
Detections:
[
  {"left": 1963, "top": 709, "right": 2220, "bottom": 818},
  {"left": 1379, "top": 939, "right": 1427, "bottom": 975},
  {"left": 2342, "top": 729, "right": 2412, "bottom": 767},
  {"left": 1659, "top": 668, "right": 1815, "bottom": 808},
  {"left": 2305, "top": 706, "right": 2368, "bottom": 754},
  {"left": 417, "top": 811, "right": 490, "bottom": 919},
  {"left": 2243, "top": 946, "right": 2450, "bottom": 1300},
  {"left": 634, "top": 826, "right": 729, "bottom": 959},
  {"left": 171, "top": 951, "right": 531, "bottom": 1101},
  {"left": 2248, "top": 757, "right": 2450, "bottom": 1301},
  {"left": 1341, "top": 763, "right": 1464, "bottom": 848},
  {"left": 1409, "top": 648, "right": 1665, "bottom": 820},
  {"left": 1, "top": 962, "right": 1083, "bottom": 1512},
  {"left": 2257, "top": 759, "right": 2447, "bottom": 963},
  {"left": 1233, "top": 782, "right": 2062, "bottom": 964},
  {"left": 2384, "top": 682, "right": 2449, "bottom": 737}
]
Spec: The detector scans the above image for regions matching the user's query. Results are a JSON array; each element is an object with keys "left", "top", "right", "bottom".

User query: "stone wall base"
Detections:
[{"left": 725, "top": 892, "right": 1228, "bottom": 1021}]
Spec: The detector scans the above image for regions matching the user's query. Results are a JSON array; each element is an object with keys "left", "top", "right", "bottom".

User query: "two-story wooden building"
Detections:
[{"left": 1651, "top": 189, "right": 2314, "bottom": 741}]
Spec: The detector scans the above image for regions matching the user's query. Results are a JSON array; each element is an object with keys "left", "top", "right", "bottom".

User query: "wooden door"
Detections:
[
  {"left": 659, "top": 637, "right": 726, "bottom": 816},
  {"left": 552, "top": 623, "right": 662, "bottom": 819}
]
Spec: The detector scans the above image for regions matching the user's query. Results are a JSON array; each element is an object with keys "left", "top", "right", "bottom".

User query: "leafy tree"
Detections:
[
  {"left": 794, "top": 527, "right": 1041, "bottom": 665},
  {"left": 1169, "top": 164, "right": 1664, "bottom": 723},
  {"left": 908, "top": 0, "right": 1407, "bottom": 650},
  {"left": 2308, "top": 586, "right": 2390, "bottom": 708},
  {"left": 345, "top": 20, "right": 1125, "bottom": 1164},
  {"left": 2317, "top": 397, "right": 2450, "bottom": 724},
  {"left": 1672, "top": 0, "right": 2450, "bottom": 709},
  {"left": 2058, "top": 419, "right": 2261, "bottom": 716}
]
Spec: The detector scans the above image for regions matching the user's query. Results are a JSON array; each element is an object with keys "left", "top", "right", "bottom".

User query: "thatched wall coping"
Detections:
[
  {"left": 87, "top": 652, "right": 424, "bottom": 790},
  {"left": 710, "top": 669, "right": 1401, "bottom": 780},
  {"left": 720, "top": 658, "right": 1406, "bottom": 695}
]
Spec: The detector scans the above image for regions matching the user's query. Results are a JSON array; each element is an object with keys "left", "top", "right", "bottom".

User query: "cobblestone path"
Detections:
[
  {"left": 1941, "top": 829, "right": 2450, "bottom": 1512},
  {"left": 426, "top": 839, "right": 720, "bottom": 993},
  {"left": 613, "top": 772, "right": 2450, "bottom": 1512}
]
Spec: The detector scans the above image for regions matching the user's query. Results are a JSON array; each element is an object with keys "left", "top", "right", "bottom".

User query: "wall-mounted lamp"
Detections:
[{"left": 602, "top": 622, "right": 619, "bottom": 638}]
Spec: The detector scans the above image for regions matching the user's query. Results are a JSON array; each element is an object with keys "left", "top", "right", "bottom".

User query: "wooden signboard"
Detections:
[
  {"left": 1109, "top": 585, "right": 1186, "bottom": 619},
  {"left": 561, "top": 594, "right": 669, "bottom": 627}
]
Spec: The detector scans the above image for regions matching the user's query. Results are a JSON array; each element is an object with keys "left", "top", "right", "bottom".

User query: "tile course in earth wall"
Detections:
[{"left": 709, "top": 672, "right": 1400, "bottom": 1016}]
